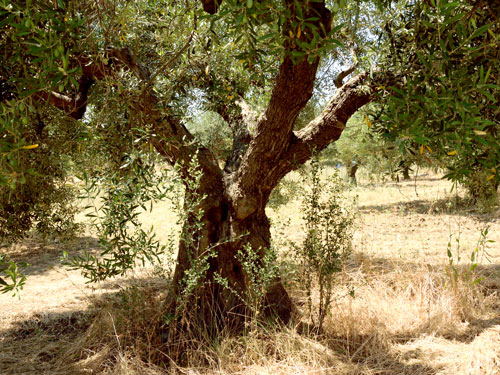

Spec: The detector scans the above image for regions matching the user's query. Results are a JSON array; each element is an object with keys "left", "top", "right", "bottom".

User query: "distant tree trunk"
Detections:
[
  {"left": 402, "top": 164, "right": 411, "bottom": 180},
  {"left": 348, "top": 161, "right": 359, "bottom": 185}
]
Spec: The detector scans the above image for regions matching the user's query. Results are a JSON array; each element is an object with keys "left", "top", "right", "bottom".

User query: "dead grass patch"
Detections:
[{"left": 2, "top": 253, "right": 497, "bottom": 375}]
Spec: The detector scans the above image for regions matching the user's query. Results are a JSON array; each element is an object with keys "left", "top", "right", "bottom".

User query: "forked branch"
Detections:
[
  {"left": 229, "top": 1, "right": 333, "bottom": 218},
  {"left": 274, "top": 70, "right": 395, "bottom": 180}
]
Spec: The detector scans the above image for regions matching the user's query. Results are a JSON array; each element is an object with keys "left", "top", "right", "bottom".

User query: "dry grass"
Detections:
[{"left": 1, "top": 170, "right": 499, "bottom": 375}]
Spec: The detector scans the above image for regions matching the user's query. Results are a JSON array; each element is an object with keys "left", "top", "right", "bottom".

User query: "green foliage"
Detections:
[
  {"left": 174, "top": 156, "right": 216, "bottom": 302},
  {"left": 322, "top": 108, "right": 413, "bottom": 183},
  {"left": 0, "top": 105, "right": 83, "bottom": 242},
  {"left": 0, "top": 0, "right": 86, "bottom": 95},
  {"left": 459, "top": 169, "right": 499, "bottom": 209},
  {"left": 375, "top": 0, "right": 500, "bottom": 196},
  {"left": 187, "top": 111, "right": 232, "bottom": 160},
  {"left": 445, "top": 225, "right": 494, "bottom": 293},
  {"left": 293, "top": 155, "right": 356, "bottom": 332},
  {"left": 63, "top": 149, "right": 172, "bottom": 282},
  {"left": 268, "top": 176, "right": 302, "bottom": 209},
  {"left": 0, "top": 253, "right": 27, "bottom": 296},
  {"left": 0, "top": 0, "right": 86, "bottom": 175},
  {"left": 236, "top": 244, "right": 279, "bottom": 318},
  {"left": 203, "top": 0, "right": 346, "bottom": 69},
  {"left": 1, "top": 0, "right": 90, "bottom": 241},
  {"left": 332, "top": 110, "right": 392, "bottom": 180},
  {"left": 293, "top": 95, "right": 322, "bottom": 130}
]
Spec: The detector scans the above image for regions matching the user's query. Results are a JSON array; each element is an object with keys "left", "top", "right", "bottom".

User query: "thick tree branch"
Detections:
[
  {"left": 33, "top": 53, "right": 110, "bottom": 120},
  {"left": 144, "top": 22, "right": 196, "bottom": 89},
  {"left": 288, "top": 73, "right": 372, "bottom": 162},
  {"left": 132, "top": 89, "right": 222, "bottom": 181},
  {"left": 106, "top": 49, "right": 222, "bottom": 182},
  {"left": 272, "top": 70, "right": 393, "bottom": 181},
  {"left": 231, "top": 57, "right": 319, "bottom": 193},
  {"left": 107, "top": 47, "right": 151, "bottom": 80},
  {"left": 34, "top": 74, "right": 95, "bottom": 120},
  {"left": 229, "top": 1, "right": 332, "bottom": 219},
  {"left": 34, "top": 47, "right": 221, "bottom": 184}
]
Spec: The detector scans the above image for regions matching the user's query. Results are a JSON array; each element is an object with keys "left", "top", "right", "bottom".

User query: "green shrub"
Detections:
[{"left": 293, "top": 155, "right": 356, "bottom": 332}]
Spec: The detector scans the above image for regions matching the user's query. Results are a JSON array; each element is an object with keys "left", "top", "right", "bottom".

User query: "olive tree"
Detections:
[{"left": 1, "top": 0, "right": 498, "bottom": 325}]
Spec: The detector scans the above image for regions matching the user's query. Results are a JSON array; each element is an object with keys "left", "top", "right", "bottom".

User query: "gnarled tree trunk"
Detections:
[{"left": 170, "top": 186, "right": 294, "bottom": 332}]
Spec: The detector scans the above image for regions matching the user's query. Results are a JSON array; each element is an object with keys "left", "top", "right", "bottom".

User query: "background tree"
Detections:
[{"left": 328, "top": 109, "right": 398, "bottom": 184}]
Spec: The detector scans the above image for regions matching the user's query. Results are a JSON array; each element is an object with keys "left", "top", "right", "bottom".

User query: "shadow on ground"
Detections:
[
  {"left": 1, "top": 247, "right": 499, "bottom": 374},
  {"left": 344, "top": 254, "right": 500, "bottom": 342},
  {"left": 0, "top": 274, "right": 169, "bottom": 375},
  {"left": 328, "top": 333, "right": 438, "bottom": 375},
  {"left": 358, "top": 174, "right": 445, "bottom": 187},
  {"left": 1, "top": 236, "right": 100, "bottom": 277},
  {"left": 1, "top": 288, "right": 440, "bottom": 375},
  {"left": 0, "top": 308, "right": 95, "bottom": 374},
  {"left": 359, "top": 196, "right": 499, "bottom": 222}
]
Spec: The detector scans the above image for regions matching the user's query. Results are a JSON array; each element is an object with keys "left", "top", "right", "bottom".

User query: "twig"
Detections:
[{"left": 144, "top": 9, "right": 197, "bottom": 89}]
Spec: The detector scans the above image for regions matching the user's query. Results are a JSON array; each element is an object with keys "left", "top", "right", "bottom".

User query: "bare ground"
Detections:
[{"left": 1, "top": 172, "right": 499, "bottom": 374}]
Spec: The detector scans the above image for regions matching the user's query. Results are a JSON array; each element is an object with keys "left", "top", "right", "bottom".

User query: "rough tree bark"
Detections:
[{"left": 37, "top": 0, "right": 389, "bottom": 331}]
